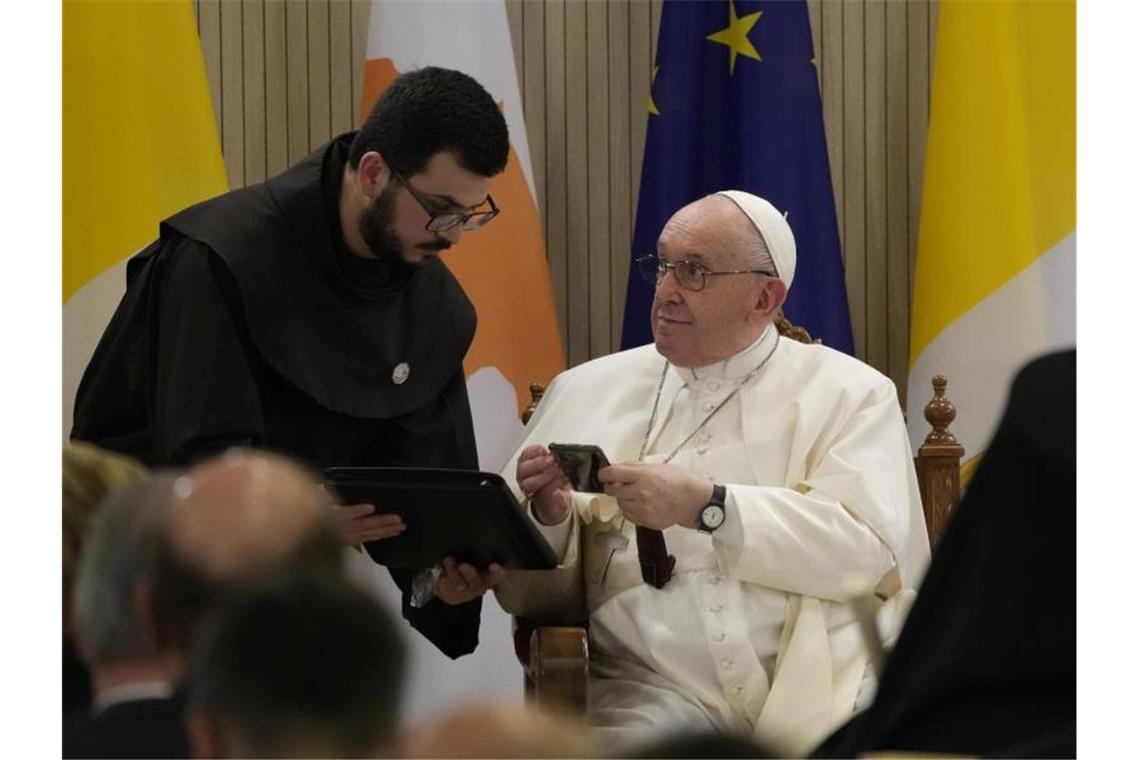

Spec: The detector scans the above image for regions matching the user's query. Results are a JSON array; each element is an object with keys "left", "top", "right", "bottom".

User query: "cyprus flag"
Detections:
[
  {"left": 351, "top": 4, "right": 561, "bottom": 719},
  {"left": 360, "top": 1, "right": 565, "bottom": 472}
]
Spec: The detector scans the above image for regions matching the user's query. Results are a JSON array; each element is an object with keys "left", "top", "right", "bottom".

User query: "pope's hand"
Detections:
[
  {"left": 515, "top": 445, "right": 572, "bottom": 525},
  {"left": 334, "top": 503, "right": 406, "bottom": 546},
  {"left": 599, "top": 462, "right": 714, "bottom": 531}
]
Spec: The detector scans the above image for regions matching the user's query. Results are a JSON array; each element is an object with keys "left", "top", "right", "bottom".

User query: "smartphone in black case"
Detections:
[{"left": 548, "top": 443, "right": 612, "bottom": 493}]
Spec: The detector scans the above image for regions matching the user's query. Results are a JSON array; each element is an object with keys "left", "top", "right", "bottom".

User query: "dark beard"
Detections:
[
  {"left": 359, "top": 183, "right": 453, "bottom": 268},
  {"left": 358, "top": 184, "right": 408, "bottom": 265}
]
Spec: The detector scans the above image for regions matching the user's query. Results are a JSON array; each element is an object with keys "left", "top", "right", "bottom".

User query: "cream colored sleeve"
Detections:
[
  {"left": 712, "top": 384, "right": 918, "bottom": 602},
  {"left": 494, "top": 497, "right": 591, "bottom": 623}
]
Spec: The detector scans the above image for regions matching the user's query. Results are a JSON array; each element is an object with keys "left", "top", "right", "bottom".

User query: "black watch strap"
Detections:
[{"left": 698, "top": 483, "right": 728, "bottom": 533}]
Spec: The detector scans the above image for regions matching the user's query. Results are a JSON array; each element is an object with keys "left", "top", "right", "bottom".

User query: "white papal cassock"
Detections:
[{"left": 495, "top": 325, "right": 930, "bottom": 755}]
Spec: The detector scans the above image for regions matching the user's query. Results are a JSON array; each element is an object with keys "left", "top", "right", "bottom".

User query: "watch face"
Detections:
[{"left": 701, "top": 504, "right": 725, "bottom": 530}]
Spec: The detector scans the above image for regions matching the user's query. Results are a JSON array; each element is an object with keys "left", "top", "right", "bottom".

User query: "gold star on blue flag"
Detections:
[{"left": 706, "top": 0, "right": 763, "bottom": 74}]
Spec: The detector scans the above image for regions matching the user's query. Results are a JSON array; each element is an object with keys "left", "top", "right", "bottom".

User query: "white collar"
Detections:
[{"left": 676, "top": 323, "right": 778, "bottom": 385}]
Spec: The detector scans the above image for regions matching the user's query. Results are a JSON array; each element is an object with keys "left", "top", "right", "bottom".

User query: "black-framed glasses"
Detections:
[
  {"left": 387, "top": 161, "right": 500, "bottom": 232},
  {"left": 635, "top": 255, "right": 775, "bottom": 292}
]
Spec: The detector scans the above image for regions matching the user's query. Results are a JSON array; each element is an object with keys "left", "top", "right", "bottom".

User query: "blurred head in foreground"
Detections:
[
  {"left": 188, "top": 569, "right": 407, "bottom": 758},
  {"left": 399, "top": 703, "right": 602, "bottom": 758},
  {"left": 71, "top": 473, "right": 179, "bottom": 698},
  {"left": 151, "top": 448, "right": 343, "bottom": 655},
  {"left": 63, "top": 442, "right": 148, "bottom": 648}
]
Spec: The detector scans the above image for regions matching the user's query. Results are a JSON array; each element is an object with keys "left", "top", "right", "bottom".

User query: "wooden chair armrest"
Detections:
[{"left": 526, "top": 626, "right": 589, "bottom": 714}]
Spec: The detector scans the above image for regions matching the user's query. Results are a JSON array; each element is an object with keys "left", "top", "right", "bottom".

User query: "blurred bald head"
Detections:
[
  {"left": 153, "top": 449, "right": 343, "bottom": 651},
  {"left": 168, "top": 449, "right": 338, "bottom": 583},
  {"left": 400, "top": 704, "right": 601, "bottom": 758}
]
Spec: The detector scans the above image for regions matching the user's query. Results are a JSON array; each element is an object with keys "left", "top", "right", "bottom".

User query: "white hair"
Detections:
[
  {"left": 741, "top": 225, "right": 777, "bottom": 274},
  {"left": 72, "top": 475, "right": 177, "bottom": 666},
  {"left": 714, "top": 193, "right": 777, "bottom": 273}
]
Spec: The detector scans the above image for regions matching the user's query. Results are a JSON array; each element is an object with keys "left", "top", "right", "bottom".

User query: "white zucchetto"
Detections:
[{"left": 715, "top": 190, "right": 797, "bottom": 290}]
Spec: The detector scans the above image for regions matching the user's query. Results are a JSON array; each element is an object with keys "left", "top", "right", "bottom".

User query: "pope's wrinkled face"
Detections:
[
  {"left": 650, "top": 197, "right": 785, "bottom": 368},
  {"left": 360, "top": 150, "right": 493, "bottom": 267}
]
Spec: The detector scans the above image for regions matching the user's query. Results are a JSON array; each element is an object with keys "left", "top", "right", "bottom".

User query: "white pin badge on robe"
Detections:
[{"left": 392, "top": 362, "right": 410, "bottom": 385}]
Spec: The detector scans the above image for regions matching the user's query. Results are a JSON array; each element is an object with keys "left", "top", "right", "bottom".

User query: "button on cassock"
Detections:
[{"left": 392, "top": 362, "right": 410, "bottom": 384}]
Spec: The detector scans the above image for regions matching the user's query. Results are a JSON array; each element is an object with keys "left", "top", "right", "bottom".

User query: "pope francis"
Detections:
[{"left": 495, "top": 191, "right": 930, "bottom": 756}]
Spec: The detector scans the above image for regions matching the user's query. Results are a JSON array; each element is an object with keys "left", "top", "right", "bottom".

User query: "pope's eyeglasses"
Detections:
[{"left": 635, "top": 255, "right": 775, "bottom": 292}]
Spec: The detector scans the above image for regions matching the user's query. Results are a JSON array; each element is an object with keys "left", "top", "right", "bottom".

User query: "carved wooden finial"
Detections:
[
  {"left": 923, "top": 375, "right": 959, "bottom": 445},
  {"left": 521, "top": 382, "right": 547, "bottom": 425}
]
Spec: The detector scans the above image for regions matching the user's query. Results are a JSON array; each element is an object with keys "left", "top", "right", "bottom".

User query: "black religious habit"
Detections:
[{"left": 72, "top": 134, "right": 483, "bottom": 658}]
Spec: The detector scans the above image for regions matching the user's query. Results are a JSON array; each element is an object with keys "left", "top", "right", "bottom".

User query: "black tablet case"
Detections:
[{"left": 324, "top": 467, "right": 559, "bottom": 570}]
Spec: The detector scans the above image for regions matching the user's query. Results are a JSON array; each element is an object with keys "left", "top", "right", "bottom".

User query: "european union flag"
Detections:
[{"left": 622, "top": 0, "right": 853, "bottom": 354}]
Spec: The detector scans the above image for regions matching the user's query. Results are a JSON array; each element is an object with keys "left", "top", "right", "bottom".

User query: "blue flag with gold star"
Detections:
[{"left": 622, "top": 0, "right": 853, "bottom": 353}]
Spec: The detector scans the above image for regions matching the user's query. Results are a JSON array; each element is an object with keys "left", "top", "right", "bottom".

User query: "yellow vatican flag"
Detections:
[
  {"left": 63, "top": 0, "right": 227, "bottom": 429},
  {"left": 906, "top": 0, "right": 1075, "bottom": 462}
]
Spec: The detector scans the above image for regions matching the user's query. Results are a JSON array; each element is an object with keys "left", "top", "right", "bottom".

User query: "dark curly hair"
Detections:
[{"left": 349, "top": 66, "right": 509, "bottom": 178}]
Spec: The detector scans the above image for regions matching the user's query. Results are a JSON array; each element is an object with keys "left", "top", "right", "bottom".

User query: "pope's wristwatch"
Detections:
[{"left": 697, "top": 483, "right": 727, "bottom": 533}]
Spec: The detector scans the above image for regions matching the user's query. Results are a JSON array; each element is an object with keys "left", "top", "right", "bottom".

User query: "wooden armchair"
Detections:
[{"left": 514, "top": 317, "right": 965, "bottom": 714}]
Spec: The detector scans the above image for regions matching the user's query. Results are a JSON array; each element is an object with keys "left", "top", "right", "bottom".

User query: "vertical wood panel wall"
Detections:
[
  {"left": 193, "top": 0, "right": 369, "bottom": 187},
  {"left": 194, "top": 0, "right": 938, "bottom": 399}
]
